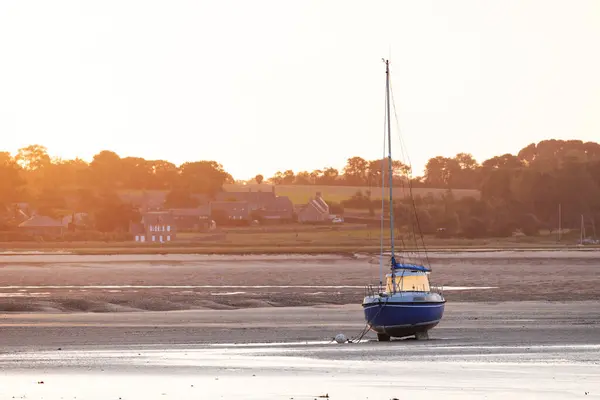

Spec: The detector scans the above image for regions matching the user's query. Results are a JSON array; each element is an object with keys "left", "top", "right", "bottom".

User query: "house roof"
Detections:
[
  {"left": 142, "top": 211, "right": 175, "bottom": 225},
  {"left": 118, "top": 190, "right": 168, "bottom": 208},
  {"left": 308, "top": 198, "right": 328, "bottom": 214},
  {"left": 169, "top": 206, "right": 211, "bottom": 217},
  {"left": 61, "top": 213, "right": 89, "bottom": 225},
  {"left": 211, "top": 201, "right": 249, "bottom": 210},
  {"left": 18, "top": 215, "right": 64, "bottom": 228},
  {"left": 210, "top": 201, "right": 250, "bottom": 216},
  {"left": 264, "top": 196, "right": 293, "bottom": 211}
]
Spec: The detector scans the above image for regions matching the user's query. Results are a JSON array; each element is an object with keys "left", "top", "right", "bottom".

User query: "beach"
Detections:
[
  {"left": 0, "top": 250, "right": 599, "bottom": 313},
  {"left": 1, "top": 251, "right": 599, "bottom": 398}
]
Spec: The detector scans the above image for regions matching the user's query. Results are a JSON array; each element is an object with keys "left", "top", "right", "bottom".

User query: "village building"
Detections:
[
  {"left": 132, "top": 211, "right": 176, "bottom": 243},
  {"left": 297, "top": 192, "right": 330, "bottom": 223},
  {"left": 17, "top": 215, "right": 66, "bottom": 237}
]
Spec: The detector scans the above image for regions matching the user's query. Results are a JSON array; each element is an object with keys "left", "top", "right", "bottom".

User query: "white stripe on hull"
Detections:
[
  {"left": 371, "top": 318, "right": 441, "bottom": 329},
  {"left": 362, "top": 303, "right": 445, "bottom": 309}
]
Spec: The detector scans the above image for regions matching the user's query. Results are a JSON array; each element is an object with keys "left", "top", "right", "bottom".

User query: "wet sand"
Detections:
[
  {"left": 1, "top": 302, "right": 600, "bottom": 399},
  {"left": 1, "top": 251, "right": 599, "bottom": 398},
  {"left": 1, "top": 301, "right": 599, "bottom": 350},
  {"left": 0, "top": 251, "right": 599, "bottom": 312}
]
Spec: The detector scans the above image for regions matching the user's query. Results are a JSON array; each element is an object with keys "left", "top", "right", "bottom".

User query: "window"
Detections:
[
  {"left": 167, "top": 225, "right": 171, "bottom": 232},
  {"left": 152, "top": 235, "right": 155, "bottom": 242},
  {"left": 149, "top": 226, "right": 153, "bottom": 232},
  {"left": 162, "top": 225, "right": 165, "bottom": 231},
  {"left": 159, "top": 235, "right": 163, "bottom": 242},
  {"left": 167, "top": 235, "right": 171, "bottom": 241},
  {"left": 140, "top": 236, "right": 145, "bottom": 242}
]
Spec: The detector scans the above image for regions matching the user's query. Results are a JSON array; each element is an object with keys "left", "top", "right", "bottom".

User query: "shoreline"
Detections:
[{"left": 1, "top": 245, "right": 599, "bottom": 256}]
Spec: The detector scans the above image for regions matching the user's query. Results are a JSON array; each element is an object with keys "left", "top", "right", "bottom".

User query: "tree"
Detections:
[
  {"left": 35, "top": 188, "right": 68, "bottom": 218},
  {"left": 94, "top": 193, "right": 141, "bottom": 232},
  {"left": 281, "top": 170, "right": 294, "bottom": 185},
  {"left": 294, "top": 171, "right": 311, "bottom": 185},
  {"left": 164, "top": 189, "right": 200, "bottom": 208},
  {"left": 269, "top": 171, "right": 284, "bottom": 185},
  {"left": 90, "top": 150, "right": 122, "bottom": 190},
  {"left": 255, "top": 174, "right": 264, "bottom": 185},
  {"left": 343, "top": 157, "right": 369, "bottom": 185},
  {"left": 179, "top": 161, "right": 231, "bottom": 196},
  {"left": 120, "top": 157, "right": 153, "bottom": 190},
  {"left": 423, "top": 156, "right": 461, "bottom": 188},
  {"left": 147, "top": 160, "right": 178, "bottom": 190},
  {"left": 43, "top": 158, "right": 89, "bottom": 190},
  {"left": 320, "top": 167, "right": 339, "bottom": 185},
  {"left": 368, "top": 159, "right": 410, "bottom": 186},
  {"left": 15, "top": 145, "right": 51, "bottom": 170},
  {"left": 0, "top": 153, "right": 25, "bottom": 207}
]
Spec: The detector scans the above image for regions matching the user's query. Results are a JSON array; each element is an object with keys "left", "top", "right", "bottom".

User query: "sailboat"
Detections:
[{"left": 362, "top": 59, "right": 446, "bottom": 341}]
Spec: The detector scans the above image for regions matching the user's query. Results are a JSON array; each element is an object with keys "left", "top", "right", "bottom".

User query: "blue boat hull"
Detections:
[{"left": 362, "top": 301, "right": 445, "bottom": 338}]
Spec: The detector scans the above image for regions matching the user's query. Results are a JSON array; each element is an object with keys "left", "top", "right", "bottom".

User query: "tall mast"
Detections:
[{"left": 385, "top": 60, "right": 396, "bottom": 277}]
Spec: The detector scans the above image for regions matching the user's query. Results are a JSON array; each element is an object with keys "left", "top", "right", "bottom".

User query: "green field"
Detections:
[{"left": 224, "top": 184, "right": 480, "bottom": 204}]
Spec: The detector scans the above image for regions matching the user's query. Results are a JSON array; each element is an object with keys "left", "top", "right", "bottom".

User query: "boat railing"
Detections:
[
  {"left": 364, "top": 284, "right": 385, "bottom": 297},
  {"left": 431, "top": 285, "right": 444, "bottom": 296}
]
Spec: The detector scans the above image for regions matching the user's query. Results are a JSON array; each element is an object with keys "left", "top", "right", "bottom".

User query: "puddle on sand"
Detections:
[{"left": 0, "top": 292, "right": 50, "bottom": 298}]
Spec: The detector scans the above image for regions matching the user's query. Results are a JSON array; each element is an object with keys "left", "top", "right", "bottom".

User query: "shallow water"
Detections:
[{"left": 1, "top": 343, "right": 599, "bottom": 399}]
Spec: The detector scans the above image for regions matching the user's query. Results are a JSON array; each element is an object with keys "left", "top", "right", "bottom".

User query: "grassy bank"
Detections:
[{"left": 0, "top": 226, "right": 595, "bottom": 255}]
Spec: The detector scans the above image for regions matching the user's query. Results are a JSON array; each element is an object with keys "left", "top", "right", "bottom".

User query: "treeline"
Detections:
[
  {"left": 338, "top": 140, "right": 600, "bottom": 237},
  {"left": 266, "top": 157, "right": 410, "bottom": 186},
  {"left": 1, "top": 140, "right": 600, "bottom": 237},
  {"left": 0, "top": 145, "right": 232, "bottom": 231},
  {"left": 268, "top": 141, "right": 600, "bottom": 192}
]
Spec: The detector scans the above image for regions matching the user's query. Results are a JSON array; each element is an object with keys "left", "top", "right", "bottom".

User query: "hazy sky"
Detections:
[{"left": 1, "top": 1, "right": 599, "bottom": 179}]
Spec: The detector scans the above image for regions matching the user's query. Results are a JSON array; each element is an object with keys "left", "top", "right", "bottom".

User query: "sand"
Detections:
[
  {"left": 1, "top": 251, "right": 599, "bottom": 398},
  {"left": 1, "top": 302, "right": 599, "bottom": 399},
  {"left": 0, "top": 251, "right": 599, "bottom": 313}
]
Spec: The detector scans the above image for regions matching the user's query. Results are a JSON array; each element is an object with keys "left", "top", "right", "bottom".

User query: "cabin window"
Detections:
[{"left": 386, "top": 274, "right": 430, "bottom": 292}]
